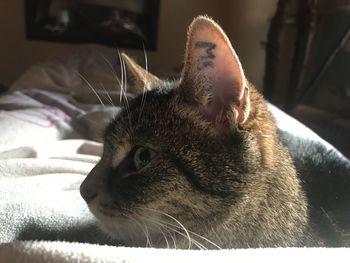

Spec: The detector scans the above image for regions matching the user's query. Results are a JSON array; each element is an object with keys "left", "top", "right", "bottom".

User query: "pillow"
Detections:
[{"left": 10, "top": 45, "right": 137, "bottom": 104}]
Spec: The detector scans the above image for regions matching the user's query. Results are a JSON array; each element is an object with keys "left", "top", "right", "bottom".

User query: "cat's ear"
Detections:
[
  {"left": 121, "top": 53, "right": 161, "bottom": 94},
  {"left": 180, "top": 16, "right": 250, "bottom": 130}
]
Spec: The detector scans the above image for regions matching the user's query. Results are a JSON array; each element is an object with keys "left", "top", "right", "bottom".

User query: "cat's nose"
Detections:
[
  {"left": 81, "top": 162, "right": 105, "bottom": 203},
  {"left": 80, "top": 184, "right": 98, "bottom": 203}
]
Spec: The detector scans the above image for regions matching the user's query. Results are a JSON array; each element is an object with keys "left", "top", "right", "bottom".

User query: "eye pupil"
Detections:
[
  {"left": 133, "top": 146, "right": 154, "bottom": 170},
  {"left": 139, "top": 149, "right": 150, "bottom": 164}
]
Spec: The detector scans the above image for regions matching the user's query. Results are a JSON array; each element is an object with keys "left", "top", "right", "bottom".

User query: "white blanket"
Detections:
[{"left": 1, "top": 242, "right": 349, "bottom": 263}]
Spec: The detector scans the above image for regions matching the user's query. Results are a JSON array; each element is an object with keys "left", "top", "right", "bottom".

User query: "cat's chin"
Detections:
[
  {"left": 88, "top": 204, "right": 183, "bottom": 248},
  {"left": 90, "top": 208, "right": 148, "bottom": 247}
]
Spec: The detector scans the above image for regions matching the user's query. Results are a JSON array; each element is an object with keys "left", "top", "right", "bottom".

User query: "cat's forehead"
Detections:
[{"left": 105, "top": 82, "right": 178, "bottom": 143}]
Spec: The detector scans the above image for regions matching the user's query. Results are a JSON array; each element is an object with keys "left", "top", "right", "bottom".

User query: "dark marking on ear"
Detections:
[{"left": 195, "top": 41, "right": 216, "bottom": 70}]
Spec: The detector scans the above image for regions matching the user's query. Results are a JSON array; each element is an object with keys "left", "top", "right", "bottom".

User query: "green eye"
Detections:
[{"left": 133, "top": 146, "right": 155, "bottom": 171}]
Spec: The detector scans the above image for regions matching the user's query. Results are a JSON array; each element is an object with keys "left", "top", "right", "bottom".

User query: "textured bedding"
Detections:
[{"left": 0, "top": 51, "right": 349, "bottom": 262}]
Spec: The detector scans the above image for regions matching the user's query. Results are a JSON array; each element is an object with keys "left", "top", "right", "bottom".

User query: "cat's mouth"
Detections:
[
  {"left": 93, "top": 200, "right": 134, "bottom": 219},
  {"left": 98, "top": 207, "right": 116, "bottom": 217}
]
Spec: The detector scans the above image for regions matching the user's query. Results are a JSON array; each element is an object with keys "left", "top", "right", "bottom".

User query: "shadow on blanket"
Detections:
[
  {"left": 17, "top": 222, "right": 117, "bottom": 246},
  {"left": 280, "top": 131, "right": 350, "bottom": 246}
]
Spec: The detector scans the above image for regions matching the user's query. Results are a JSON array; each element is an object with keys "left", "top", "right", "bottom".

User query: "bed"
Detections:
[{"left": 0, "top": 47, "right": 349, "bottom": 262}]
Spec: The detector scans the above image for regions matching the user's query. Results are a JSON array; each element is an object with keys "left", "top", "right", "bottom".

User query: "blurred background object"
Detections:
[
  {"left": 0, "top": 0, "right": 278, "bottom": 88},
  {"left": 0, "top": 0, "right": 348, "bottom": 156},
  {"left": 263, "top": 0, "right": 350, "bottom": 157},
  {"left": 25, "top": 0, "right": 160, "bottom": 49}
]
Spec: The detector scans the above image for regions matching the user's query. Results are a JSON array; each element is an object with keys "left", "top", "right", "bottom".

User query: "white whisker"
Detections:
[
  {"left": 119, "top": 53, "right": 134, "bottom": 135},
  {"left": 157, "top": 218, "right": 222, "bottom": 249},
  {"left": 101, "top": 55, "right": 122, "bottom": 86},
  {"left": 121, "top": 55, "right": 130, "bottom": 110},
  {"left": 76, "top": 71, "right": 105, "bottom": 107},
  {"left": 140, "top": 208, "right": 221, "bottom": 249},
  {"left": 142, "top": 42, "right": 148, "bottom": 74},
  {"left": 99, "top": 82, "right": 114, "bottom": 106},
  {"left": 143, "top": 208, "right": 192, "bottom": 249},
  {"left": 100, "top": 53, "right": 124, "bottom": 105},
  {"left": 164, "top": 225, "right": 177, "bottom": 249},
  {"left": 155, "top": 224, "right": 170, "bottom": 249},
  {"left": 125, "top": 214, "right": 151, "bottom": 248},
  {"left": 143, "top": 222, "right": 152, "bottom": 248},
  {"left": 154, "top": 219, "right": 206, "bottom": 250},
  {"left": 138, "top": 42, "right": 149, "bottom": 124},
  {"left": 137, "top": 214, "right": 200, "bottom": 249},
  {"left": 117, "top": 50, "right": 124, "bottom": 103}
]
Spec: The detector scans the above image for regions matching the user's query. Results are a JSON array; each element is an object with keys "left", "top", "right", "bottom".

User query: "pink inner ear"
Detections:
[
  {"left": 190, "top": 25, "right": 245, "bottom": 121},
  {"left": 205, "top": 80, "right": 249, "bottom": 125},
  {"left": 184, "top": 19, "right": 248, "bottom": 126}
]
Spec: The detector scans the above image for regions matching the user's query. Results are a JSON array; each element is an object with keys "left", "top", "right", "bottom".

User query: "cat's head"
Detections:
[{"left": 80, "top": 16, "right": 279, "bottom": 248}]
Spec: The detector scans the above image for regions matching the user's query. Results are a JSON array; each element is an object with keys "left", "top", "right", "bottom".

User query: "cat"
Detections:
[{"left": 80, "top": 16, "right": 350, "bottom": 249}]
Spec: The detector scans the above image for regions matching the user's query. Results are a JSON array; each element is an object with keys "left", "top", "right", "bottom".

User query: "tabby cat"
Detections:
[{"left": 80, "top": 16, "right": 350, "bottom": 248}]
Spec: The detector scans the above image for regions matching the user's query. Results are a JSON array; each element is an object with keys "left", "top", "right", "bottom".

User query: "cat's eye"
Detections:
[{"left": 133, "top": 146, "right": 155, "bottom": 171}]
